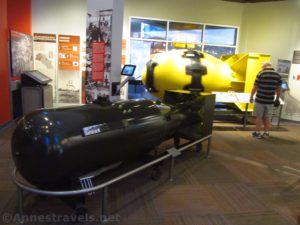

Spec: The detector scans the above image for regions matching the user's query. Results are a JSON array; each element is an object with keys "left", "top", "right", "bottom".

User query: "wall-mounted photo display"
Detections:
[
  {"left": 277, "top": 59, "right": 291, "bottom": 76},
  {"left": 57, "top": 70, "right": 80, "bottom": 104},
  {"left": 86, "top": 10, "right": 112, "bottom": 103},
  {"left": 33, "top": 33, "right": 57, "bottom": 100},
  {"left": 10, "top": 30, "right": 34, "bottom": 76}
]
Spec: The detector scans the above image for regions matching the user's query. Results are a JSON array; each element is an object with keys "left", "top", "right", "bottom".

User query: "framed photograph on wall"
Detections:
[
  {"left": 277, "top": 59, "right": 291, "bottom": 77},
  {"left": 10, "top": 30, "right": 34, "bottom": 76}
]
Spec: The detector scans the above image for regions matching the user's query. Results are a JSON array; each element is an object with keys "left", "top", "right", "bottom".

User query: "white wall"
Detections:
[
  {"left": 239, "top": 0, "right": 300, "bottom": 65},
  {"left": 87, "top": 0, "right": 113, "bottom": 10},
  {"left": 32, "top": 0, "right": 87, "bottom": 105},
  {"left": 32, "top": 0, "right": 87, "bottom": 37}
]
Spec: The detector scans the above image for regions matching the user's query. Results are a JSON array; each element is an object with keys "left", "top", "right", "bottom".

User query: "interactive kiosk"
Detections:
[{"left": 21, "top": 70, "right": 53, "bottom": 114}]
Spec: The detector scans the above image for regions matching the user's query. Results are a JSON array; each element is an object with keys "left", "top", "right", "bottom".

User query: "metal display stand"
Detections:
[
  {"left": 12, "top": 135, "right": 212, "bottom": 220},
  {"left": 271, "top": 103, "right": 284, "bottom": 128}
]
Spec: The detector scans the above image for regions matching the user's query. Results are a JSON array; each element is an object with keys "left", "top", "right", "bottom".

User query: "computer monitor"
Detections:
[{"left": 121, "top": 65, "right": 136, "bottom": 76}]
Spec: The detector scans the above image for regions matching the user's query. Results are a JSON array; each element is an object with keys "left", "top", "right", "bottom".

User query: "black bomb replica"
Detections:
[{"left": 12, "top": 50, "right": 217, "bottom": 190}]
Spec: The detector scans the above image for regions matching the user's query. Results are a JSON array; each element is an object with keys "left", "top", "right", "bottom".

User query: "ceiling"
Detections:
[{"left": 221, "top": 0, "right": 287, "bottom": 3}]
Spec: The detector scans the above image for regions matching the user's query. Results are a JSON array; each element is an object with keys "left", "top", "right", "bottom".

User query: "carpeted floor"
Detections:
[{"left": 0, "top": 120, "right": 299, "bottom": 225}]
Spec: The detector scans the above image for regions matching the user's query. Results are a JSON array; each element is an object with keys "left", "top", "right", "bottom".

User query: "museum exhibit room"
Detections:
[{"left": 1, "top": 0, "right": 300, "bottom": 224}]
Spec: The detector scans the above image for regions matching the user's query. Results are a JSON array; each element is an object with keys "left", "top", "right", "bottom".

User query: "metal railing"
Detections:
[{"left": 12, "top": 135, "right": 212, "bottom": 219}]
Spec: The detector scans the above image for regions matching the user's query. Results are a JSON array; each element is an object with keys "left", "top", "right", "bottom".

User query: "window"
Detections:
[
  {"left": 203, "top": 46, "right": 236, "bottom": 59},
  {"left": 128, "top": 17, "right": 239, "bottom": 99},
  {"left": 168, "top": 22, "right": 203, "bottom": 43},
  {"left": 204, "top": 25, "right": 237, "bottom": 46},
  {"left": 130, "top": 18, "right": 167, "bottom": 40},
  {"left": 130, "top": 40, "right": 166, "bottom": 79}
]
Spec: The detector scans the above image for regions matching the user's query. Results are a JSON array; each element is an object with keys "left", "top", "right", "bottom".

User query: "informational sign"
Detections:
[
  {"left": 212, "top": 91, "right": 250, "bottom": 104},
  {"left": 33, "top": 33, "right": 57, "bottom": 100},
  {"left": 58, "top": 35, "right": 80, "bottom": 70},
  {"left": 91, "top": 41, "right": 105, "bottom": 81},
  {"left": 34, "top": 33, "right": 56, "bottom": 43}
]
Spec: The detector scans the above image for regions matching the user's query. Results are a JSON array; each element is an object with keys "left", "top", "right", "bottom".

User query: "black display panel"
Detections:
[
  {"left": 22, "top": 70, "right": 52, "bottom": 85},
  {"left": 121, "top": 65, "right": 136, "bottom": 76}
]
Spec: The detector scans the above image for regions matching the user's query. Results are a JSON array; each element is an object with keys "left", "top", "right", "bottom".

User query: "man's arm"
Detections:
[
  {"left": 250, "top": 85, "right": 257, "bottom": 103},
  {"left": 273, "top": 85, "right": 282, "bottom": 107}
]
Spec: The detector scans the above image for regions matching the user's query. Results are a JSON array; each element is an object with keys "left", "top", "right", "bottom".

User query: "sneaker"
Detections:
[
  {"left": 252, "top": 132, "right": 263, "bottom": 139},
  {"left": 262, "top": 132, "right": 270, "bottom": 137}
]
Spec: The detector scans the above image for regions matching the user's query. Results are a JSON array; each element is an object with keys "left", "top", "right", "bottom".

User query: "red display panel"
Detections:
[{"left": 91, "top": 41, "right": 105, "bottom": 81}]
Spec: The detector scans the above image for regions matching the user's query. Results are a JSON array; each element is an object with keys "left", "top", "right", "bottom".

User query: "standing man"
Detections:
[{"left": 250, "top": 62, "right": 282, "bottom": 138}]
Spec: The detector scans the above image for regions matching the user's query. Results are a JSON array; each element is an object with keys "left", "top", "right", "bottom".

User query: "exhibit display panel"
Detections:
[
  {"left": 33, "top": 33, "right": 57, "bottom": 100},
  {"left": 57, "top": 35, "right": 81, "bottom": 104},
  {"left": 86, "top": 10, "right": 113, "bottom": 103},
  {"left": 282, "top": 50, "right": 300, "bottom": 121},
  {"left": 19, "top": 70, "right": 53, "bottom": 115},
  {"left": 10, "top": 30, "right": 34, "bottom": 76}
]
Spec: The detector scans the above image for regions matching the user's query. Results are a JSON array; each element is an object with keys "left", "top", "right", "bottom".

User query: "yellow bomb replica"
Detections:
[{"left": 141, "top": 49, "right": 234, "bottom": 100}]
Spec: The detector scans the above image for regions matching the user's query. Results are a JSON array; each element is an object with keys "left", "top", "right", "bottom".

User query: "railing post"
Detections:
[{"left": 101, "top": 186, "right": 109, "bottom": 223}]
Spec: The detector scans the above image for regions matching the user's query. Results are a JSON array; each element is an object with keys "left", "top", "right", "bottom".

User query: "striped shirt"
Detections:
[{"left": 254, "top": 68, "right": 282, "bottom": 104}]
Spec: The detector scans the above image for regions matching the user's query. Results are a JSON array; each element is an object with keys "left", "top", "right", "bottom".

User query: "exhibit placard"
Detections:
[
  {"left": 212, "top": 91, "right": 250, "bottom": 104},
  {"left": 33, "top": 33, "right": 57, "bottom": 100},
  {"left": 58, "top": 35, "right": 80, "bottom": 70},
  {"left": 34, "top": 33, "right": 56, "bottom": 43}
]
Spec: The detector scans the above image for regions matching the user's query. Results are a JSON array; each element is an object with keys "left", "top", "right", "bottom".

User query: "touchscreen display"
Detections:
[{"left": 121, "top": 65, "right": 136, "bottom": 76}]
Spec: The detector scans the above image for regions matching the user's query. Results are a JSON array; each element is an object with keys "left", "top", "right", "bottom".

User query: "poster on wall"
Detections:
[
  {"left": 33, "top": 33, "right": 57, "bottom": 100},
  {"left": 86, "top": 10, "right": 112, "bottom": 103},
  {"left": 58, "top": 35, "right": 80, "bottom": 70},
  {"left": 10, "top": 30, "right": 34, "bottom": 76}
]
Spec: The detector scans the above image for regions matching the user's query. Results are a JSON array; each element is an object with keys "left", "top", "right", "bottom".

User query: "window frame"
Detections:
[
  {"left": 129, "top": 17, "right": 239, "bottom": 54},
  {"left": 127, "top": 17, "right": 239, "bottom": 99}
]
